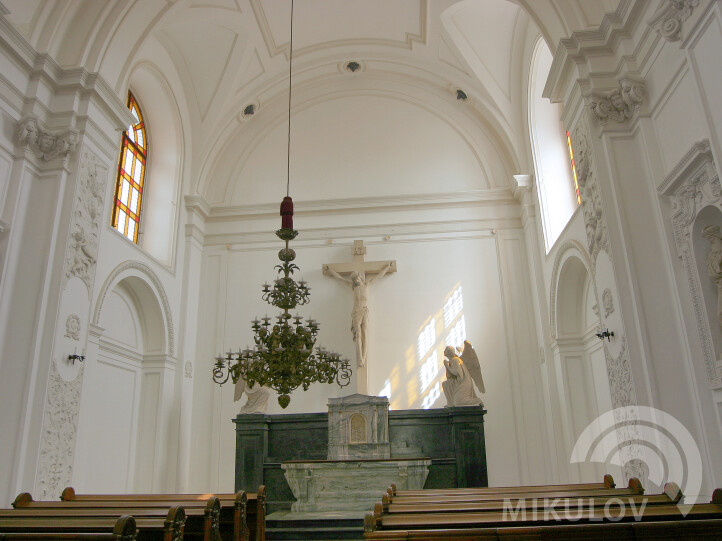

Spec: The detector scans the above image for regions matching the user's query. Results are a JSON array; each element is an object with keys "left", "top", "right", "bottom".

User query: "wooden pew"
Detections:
[
  {"left": 12, "top": 493, "right": 218, "bottom": 541},
  {"left": 363, "top": 518, "right": 722, "bottom": 540},
  {"left": 382, "top": 478, "right": 644, "bottom": 507},
  {"left": 364, "top": 496, "right": 722, "bottom": 538},
  {"left": 387, "top": 475, "right": 616, "bottom": 497},
  {"left": 380, "top": 481, "right": 674, "bottom": 515},
  {"left": 57, "top": 485, "right": 266, "bottom": 541},
  {"left": 0, "top": 515, "right": 137, "bottom": 540},
  {"left": 0, "top": 512, "right": 172, "bottom": 541}
]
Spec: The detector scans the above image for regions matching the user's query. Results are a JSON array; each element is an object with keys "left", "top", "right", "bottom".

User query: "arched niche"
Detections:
[
  {"left": 660, "top": 139, "right": 722, "bottom": 387},
  {"left": 93, "top": 261, "right": 174, "bottom": 356},
  {"left": 74, "top": 262, "right": 176, "bottom": 494},
  {"left": 556, "top": 255, "right": 589, "bottom": 337},
  {"left": 550, "top": 242, "right": 612, "bottom": 482}
]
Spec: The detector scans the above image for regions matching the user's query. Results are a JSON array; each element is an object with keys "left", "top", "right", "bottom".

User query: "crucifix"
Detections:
[{"left": 323, "top": 240, "right": 396, "bottom": 395}]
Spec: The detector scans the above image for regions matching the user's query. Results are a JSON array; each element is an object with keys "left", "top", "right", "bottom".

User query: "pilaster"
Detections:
[{"left": 0, "top": 8, "right": 133, "bottom": 503}]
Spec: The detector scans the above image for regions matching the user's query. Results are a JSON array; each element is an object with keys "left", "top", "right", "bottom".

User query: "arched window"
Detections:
[
  {"left": 529, "top": 38, "right": 578, "bottom": 252},
  {"left": 112, "top": 92, "right": 147, "bottom": 243}
]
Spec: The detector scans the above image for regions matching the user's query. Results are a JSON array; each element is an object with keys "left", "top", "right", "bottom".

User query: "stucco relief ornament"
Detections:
[
  {"left": 64, "top": 314, "right": 81, "bottom": 341},
  {"left": 602, "top": 289, "right": 615, "bottom": 318},
  {"left": 702, "top": 225, "right": 722, "bottom": 330},
  {"left": 35, "top": 361, "right": 84, "bottom": 500},
  {"left": 572, "top": 124, "right": 608, "bottom": 262},
  {"left": 648, "top": 0, "right": 699, "bottom": 43},
  {"left": 17, "top": 117, "right": 77, "bottom": 163},
  {"left": 605, "top": 336, "right": 636, "bottom": 410},
  {"left": 588, "top": 80, "right": 645, "bottom": 127},
  {"left": 63, "top": 150, "right": 107, "bottom": 290}
]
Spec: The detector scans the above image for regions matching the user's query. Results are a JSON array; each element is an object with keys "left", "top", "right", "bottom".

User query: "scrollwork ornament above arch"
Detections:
[
  {"left": 93, "top": 261, "right": 175, "bottom": 356},
  {"left": 659, "top": 139, "right": 722, "bottom": 386},
  {"left": 648, "top": 0, "right": 700, "bottom": 43}
]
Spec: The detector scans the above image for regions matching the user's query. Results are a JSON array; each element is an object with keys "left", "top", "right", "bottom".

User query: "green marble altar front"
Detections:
[{"left": 234, "top": 403, "right": 487, "bottom": 511}]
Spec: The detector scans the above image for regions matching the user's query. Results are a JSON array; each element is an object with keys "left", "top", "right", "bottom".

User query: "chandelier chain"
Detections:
[{"left": 286, "top": 0, "right": 294, "bottom": 198}]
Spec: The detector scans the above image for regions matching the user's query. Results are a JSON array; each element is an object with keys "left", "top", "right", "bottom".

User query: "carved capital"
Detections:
[
  {"left": 648, "top": 0, "right": 699, "bottom": 43},
  {"left": 17, "top": 117, "right": 77, "bottom": 163},
  {"left": 587, "top": 79, "right": 645, "bottom": 127}
]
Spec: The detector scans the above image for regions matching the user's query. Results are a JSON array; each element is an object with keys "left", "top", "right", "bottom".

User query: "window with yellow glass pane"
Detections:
[{"left": 112, "top": 92, "right": 147, "bottom": 243}]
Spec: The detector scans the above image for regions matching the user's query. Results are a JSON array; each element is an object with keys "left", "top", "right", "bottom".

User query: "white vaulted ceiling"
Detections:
[{"left": 1, "top": 0, "right": 622, "bottom": 206}]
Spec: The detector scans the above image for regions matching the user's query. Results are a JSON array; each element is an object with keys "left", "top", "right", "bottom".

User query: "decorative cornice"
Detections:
[
  {"left": 185, "top": 194, "right": 211, "bottom": 219},
  {"left": 586, "top": 78, "right": 645, "bottom": 127},
  {"left": 512, "top": 174, "right": 534, "bottom": 203},
  {"left": 17, "top": 116, "right": 77, "bottom": 163},
  {"left": 202, "top": 218, "right": 515, "bottom": 249},
  {"left": 543, "top": 0, "right": 646, "bottom": 102},
  {"left": 205, "top": 189, "right": 517, "bottom": 222},
  {"left": 658, "top": 139, "right": 713, "bottom": 195},
  {"left": 648, "top": 0, "right": 699, "bottom": 43}
]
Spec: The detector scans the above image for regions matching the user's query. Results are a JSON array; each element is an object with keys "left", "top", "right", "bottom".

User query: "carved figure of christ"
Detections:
[{"left": 323, "top": 240, "right": 396, "bottom": 393}]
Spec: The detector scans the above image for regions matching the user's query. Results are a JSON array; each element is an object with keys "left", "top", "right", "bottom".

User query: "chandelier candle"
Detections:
[{"left": 213, "top": 197, "right": 351, "bottom": 408}]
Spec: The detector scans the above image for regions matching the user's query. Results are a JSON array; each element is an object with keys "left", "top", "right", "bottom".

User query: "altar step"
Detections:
[{"left": 265, "top": 514, "right": 365, "bottom": 541}]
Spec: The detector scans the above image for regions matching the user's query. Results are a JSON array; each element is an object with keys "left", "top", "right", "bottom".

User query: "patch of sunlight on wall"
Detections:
[
  {"left": 379, "top": 284, "right": 466, "bottom": 410},
  {"left": 409, "top": 284, "right": 467, "bottom": 410}
]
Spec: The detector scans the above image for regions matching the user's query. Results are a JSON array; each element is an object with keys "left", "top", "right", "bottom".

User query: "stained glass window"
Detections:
[
  {"left": 112, "top": 92, "right": 147, "bottom": 243},
  {"left": 566, "top": 131, "right": 582, "bottom": 205}
]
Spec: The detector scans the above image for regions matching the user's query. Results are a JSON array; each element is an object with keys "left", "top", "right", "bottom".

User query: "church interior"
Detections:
[{"left": 1, "top": 0, "right": 722, "bottom": 531}]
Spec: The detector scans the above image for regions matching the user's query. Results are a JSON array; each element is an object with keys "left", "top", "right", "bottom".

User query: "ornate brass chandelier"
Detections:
[{"left": 212, "top": 0, "right": 351, "bottom": 408}]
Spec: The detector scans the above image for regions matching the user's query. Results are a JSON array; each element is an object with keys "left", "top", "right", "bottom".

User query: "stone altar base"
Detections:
[{"left": 282, "top": 458, "right": 431, "bottom": 513}]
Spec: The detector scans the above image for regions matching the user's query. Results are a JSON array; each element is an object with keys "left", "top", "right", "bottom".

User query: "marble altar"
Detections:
[
  {"left": 282, "top": 458, "right": 430, "bottom": 512},
  {"left": 233, "top": 404, "right": 488, "bottom": 511},
  {"left": 328, "top": 394, "right": 390, "bottom": 460},
  {"left": 281, "top": 394, "right": 431, "bottom": 512}
]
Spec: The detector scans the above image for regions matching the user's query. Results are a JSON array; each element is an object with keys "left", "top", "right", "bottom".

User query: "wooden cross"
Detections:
[{"left": 323, "top": 240, "right": 396, "bottom": 395}]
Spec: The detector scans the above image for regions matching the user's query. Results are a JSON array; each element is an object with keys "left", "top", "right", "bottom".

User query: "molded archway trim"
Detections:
[
  {"left": 550, "top": 240, "right": 593, "bottom": 339},
  {"left": 93, "top": 261, "right": 175, "bottom": 356}
]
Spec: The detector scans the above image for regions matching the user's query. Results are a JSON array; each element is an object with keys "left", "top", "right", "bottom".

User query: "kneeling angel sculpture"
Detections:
[
  {"left": 234, "top": 376, "right": 271, "bottom": 414},
  {"left": 442, "top": 340, "right": 485, "bottom": 407}
]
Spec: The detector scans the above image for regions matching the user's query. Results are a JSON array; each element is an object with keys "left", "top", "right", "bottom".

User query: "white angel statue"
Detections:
[
  {"left": 234, "top": 377, "right": 271, "bottom": 414},
  {"left": 442, "top": 340, "right": 485, "bottom": 407}
]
